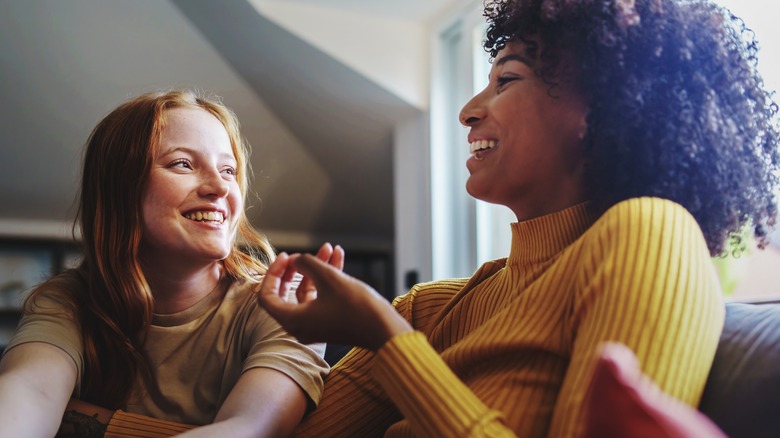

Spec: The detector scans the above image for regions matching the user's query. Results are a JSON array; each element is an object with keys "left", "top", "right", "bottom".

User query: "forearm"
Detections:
[
  {"left": 371, "top": 332, "right": 516, "bottom": 437},
  {"left": 0, "top": 343, "right": 78, "bottom": 437},
  {"left": 177, "top": 368, "right": 309, "bottom": 438},
  {"left": 59, "top": 401, "right": 195, "bottom": 438},
  {"left": 295, "top": 347, "right": 401, "bottom": 437},
  {"left": 0, "top": 378, "right": 64, "bottom": 437}
]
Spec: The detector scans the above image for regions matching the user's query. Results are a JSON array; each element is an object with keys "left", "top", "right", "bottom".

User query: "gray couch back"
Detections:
[{"left": 699, "top": 302, "right": 780, "bottom": 438}]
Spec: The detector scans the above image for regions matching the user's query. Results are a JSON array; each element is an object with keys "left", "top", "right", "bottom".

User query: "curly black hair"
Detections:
[{"left": 483, "top": 0, "right": 780, "bottom": 256}]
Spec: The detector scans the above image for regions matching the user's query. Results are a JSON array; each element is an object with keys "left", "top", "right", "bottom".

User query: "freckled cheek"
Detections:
[
  {"left": 228, "top": 190, "right": 243, "bottom": 221},
  {"left": 150, "top": 194, "right": 177, "bottom": 214}
]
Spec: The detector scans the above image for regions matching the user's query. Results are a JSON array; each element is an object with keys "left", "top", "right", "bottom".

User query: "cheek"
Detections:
[
  {"left": 228, "top": 186, "right": 243, "bottom": 214},
  {"left": 143, "top": 175, "right": 179, "bottom": 205},
  {"left": 139, "top": 191, "right": 155, "bottom": 222}
]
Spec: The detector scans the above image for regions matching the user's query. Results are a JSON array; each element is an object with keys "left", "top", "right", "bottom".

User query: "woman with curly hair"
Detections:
[{"left": 256, "top": 0, "right": 779, "bottom": 436}]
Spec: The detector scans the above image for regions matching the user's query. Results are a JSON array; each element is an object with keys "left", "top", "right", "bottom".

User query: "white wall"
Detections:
[
  {"left": 249, "top": 0, "right": 430, "bottom": 109},
  {"left": 249, "top": 0, "right": 474, "bottom": 292},
  {"left": 393, "top": 113, "right": 432, "bottom": 294}
]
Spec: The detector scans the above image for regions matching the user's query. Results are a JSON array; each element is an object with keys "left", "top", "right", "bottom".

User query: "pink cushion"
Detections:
[{"left": 583, "top": 343, "right": 727, "bottom": 438}]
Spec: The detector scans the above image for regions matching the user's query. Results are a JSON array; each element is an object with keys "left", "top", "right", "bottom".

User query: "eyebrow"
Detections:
[
  {"left": 494, "top": 53, "right": 534, "bottom": 67},
  {"left": 160, "top": 147, "right": 237, "bottom": 163}
]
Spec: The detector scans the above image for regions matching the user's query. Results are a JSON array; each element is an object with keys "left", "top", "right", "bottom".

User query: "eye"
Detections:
[
  {"left": 496, "top": 75, "right": 522, "bottom": 91},
  {"left": 221, "top": 166, "right": 237, "bottom": 177},
  {"left": 168, "top": 159, "right": 193, "bottom": 170}
]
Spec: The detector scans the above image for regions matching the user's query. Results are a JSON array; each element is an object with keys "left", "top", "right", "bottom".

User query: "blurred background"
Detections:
[{"left": 1, "top": 0, "right": 779, "bottom": 347}]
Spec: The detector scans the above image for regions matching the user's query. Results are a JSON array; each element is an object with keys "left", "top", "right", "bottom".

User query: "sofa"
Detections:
[{"left": 699, "top": 301, "right": 780, "bottom": 437}]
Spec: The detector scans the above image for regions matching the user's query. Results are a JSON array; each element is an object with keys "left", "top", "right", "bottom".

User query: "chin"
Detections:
[
  {"left": 465, "top": 180, "right": 488, "bottom": 202},
  {"left": 199, "top": 244, "right": 232, "bottom": 262}
]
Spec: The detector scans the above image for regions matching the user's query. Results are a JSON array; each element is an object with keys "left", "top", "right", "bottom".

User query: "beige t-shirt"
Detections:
[{"left": 5, "top": 277, "right": 329, "bottom": 425}]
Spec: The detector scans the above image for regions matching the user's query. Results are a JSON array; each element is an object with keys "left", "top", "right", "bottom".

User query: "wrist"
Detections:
[{"left": 372, "top": 306, "right": 412, "bottom": 351}]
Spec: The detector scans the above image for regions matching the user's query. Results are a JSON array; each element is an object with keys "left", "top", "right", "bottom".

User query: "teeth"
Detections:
[
  {"left": 185, "top": 211, "right": 224, "bottom": 223},
  {"left": 469, "top": 140, "right": 497, "bottom": 155}
]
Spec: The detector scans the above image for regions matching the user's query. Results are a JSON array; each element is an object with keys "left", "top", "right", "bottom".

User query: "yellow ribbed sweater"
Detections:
[{"left": 295, "top": 197, "right": 725, "bottom": 437}]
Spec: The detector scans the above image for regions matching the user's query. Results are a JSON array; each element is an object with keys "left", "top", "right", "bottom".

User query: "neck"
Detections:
[
  {"left": 141, "top": 258, "right": 223, "bottom": 314},
  {"left": 510, "top": 191, "right": 589, "bottom": 222}
]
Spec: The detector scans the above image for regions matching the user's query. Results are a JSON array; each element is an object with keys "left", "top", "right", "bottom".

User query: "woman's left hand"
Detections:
[
  {"left": 257, "top": 247, "right": 412, "bottom": 351},
  {"left": 289, "top": 242, "right": 345, "bottom": 303}
]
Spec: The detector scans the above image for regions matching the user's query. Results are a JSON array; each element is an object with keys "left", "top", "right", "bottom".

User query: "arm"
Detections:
[
  {"left": 67, "top": 348, "right": 312, "bottom": 437},
  {"left": 0, "top": 342, "right": 77, "bottom": 437},
  {"left": 62, "top": 399, "right": 196, "bottom": 437},
  {"left": 175, "top": 367, "right": 308, "bottom": 438},
  {"left": 548, "top": 198, "right": 725, "bottom": 437},
  {"left": 86, "top": 366, "right": 311, "bottom": 438}
]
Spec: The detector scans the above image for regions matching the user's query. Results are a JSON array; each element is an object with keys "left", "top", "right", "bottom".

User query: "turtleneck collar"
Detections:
[{"left": 507, "top": 202, "right": 596, "bottom": 266}]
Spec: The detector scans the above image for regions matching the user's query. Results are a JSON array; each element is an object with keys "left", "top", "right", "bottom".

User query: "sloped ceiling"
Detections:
[
  {"left": 0, "top": 0, "right": 421, "bottom": 249},
  {"left": 171, "top": 0, "right": 421, "bottom": 241}
]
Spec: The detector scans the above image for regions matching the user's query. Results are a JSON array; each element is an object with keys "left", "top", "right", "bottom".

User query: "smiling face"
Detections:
[
  {"left": 139, "top": 106, "right": 242, "bottom": 269},
  {"left": 459, "top": 40, "right": 589, "bottom": 221}
]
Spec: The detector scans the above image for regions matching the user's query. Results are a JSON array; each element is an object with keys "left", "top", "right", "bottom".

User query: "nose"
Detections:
[
  {"left": 459, "top": 89, "right": 487, "bottom": 127},
  {"left": 198, "top": 168, "right": 230, "bottom": 198}
]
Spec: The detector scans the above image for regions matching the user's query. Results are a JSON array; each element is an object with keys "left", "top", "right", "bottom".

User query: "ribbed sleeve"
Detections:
[
  {"left": 373, "top": 331, "right": 514, "bottom": 437},
  {"left": 105, "top": 410, "right": 195, "bottom": 437}
]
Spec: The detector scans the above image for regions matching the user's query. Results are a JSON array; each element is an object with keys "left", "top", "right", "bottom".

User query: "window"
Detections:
[
  {"left": 713, "top": 0, "right": 780, "bottom": 300},
  {"left": 430, "top": 1, "right": 511, "bottom": 280}
]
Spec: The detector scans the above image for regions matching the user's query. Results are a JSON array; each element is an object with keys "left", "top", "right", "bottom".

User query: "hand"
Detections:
[
  {"left": 290, "top": 242, "right": 345, "bottom": 304},
  {"left": 257, "top": 248, "right": 412, "bottom": 351}
]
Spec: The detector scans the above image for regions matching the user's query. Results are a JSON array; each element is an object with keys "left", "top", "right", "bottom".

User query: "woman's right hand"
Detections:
[{"left": 257, "top": 246, "right": 412, "bottom": 351}]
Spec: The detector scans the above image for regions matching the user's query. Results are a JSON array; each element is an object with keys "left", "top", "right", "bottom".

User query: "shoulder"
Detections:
[
  {"left": 589, "top": 197, "right": 701, "bottom": 241},
  {"left": 25, "top": 272, "right": 82, "bottom": 316},
  {"left": 597, "top": 197, "right": 695, "bottom": 226},
  {"left": 395, "top": 277, "right": 469, "bottom": 304},
  {"left": 394, "top": 260, "right": 502, "bottom": 309},
  {"left": 391, "top": 277, "right": 471, "bottom": 334},
  {"left": 580, "top": 197, "right": 710, "bottom": 265}
]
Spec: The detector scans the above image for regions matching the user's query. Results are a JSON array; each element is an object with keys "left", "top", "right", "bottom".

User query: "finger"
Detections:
[
  {"left": 297, "top": 289, "right": 318, "bottom": 306},
  {"left": 296, "top": 242, "right": 333, "bottom": 294},
  {"left": 261, "top": 252, "right": 290, "bottom": 290},
  {"left": 294, "top": 253, "right": 346, "bottom": 294},
  {"left": 257, "top": 292, "right": 295, "bottom": 324},
  {"left": 296, "top": 243, "right": 332, "bottom": 302},
  {"left": 279, "top": 253, "right": 304, "bottom": 300},
  {"left": 280, "top": 254, "right": 301, "bottom": 285},
  {"left": 296, "top": 279, "right": 317, "bottom": 305},
  {"left": 330, "top": 244, "right": 345, "bottom": 271},
  {"left": 315, "top": 242, "right": 334, "bottom": 261},
  {"left": 259, "top": 253, "right": 296, "bottom": 300}
]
